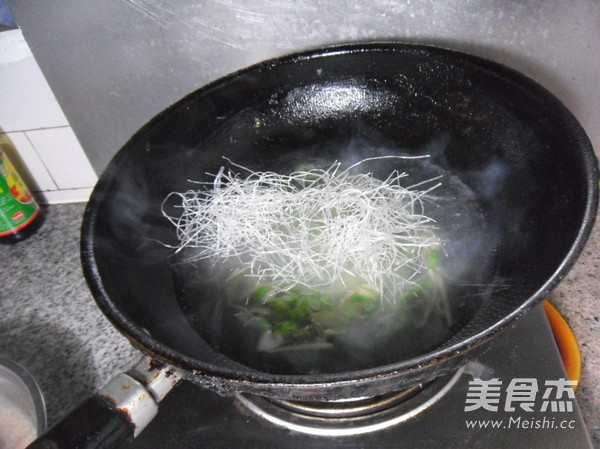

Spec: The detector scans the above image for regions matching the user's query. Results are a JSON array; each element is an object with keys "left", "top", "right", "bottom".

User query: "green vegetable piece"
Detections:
[
  {"left": 287, "top": 301, "right": 309, "bottom": 319},
  {"left": 271, "top": 295, "right": 298, "bottom": 314},
  {"left": 254, "top": 285, "right": 273, "bottom": 302},
  {"left": 275, "top": 320, "right": 298, "bottom": 334},
  {"left": 349, "top": 294, "right": 366, "bottom": 303},
  {"left": 428, "top": 250, "right": 439, "bottom": 269}
]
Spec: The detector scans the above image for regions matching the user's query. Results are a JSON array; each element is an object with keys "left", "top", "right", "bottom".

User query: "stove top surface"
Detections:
[{"left": 125, "top": 305, "right": 592, "bottom": 448}]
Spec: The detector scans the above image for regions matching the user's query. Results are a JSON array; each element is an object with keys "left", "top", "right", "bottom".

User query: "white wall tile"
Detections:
[
  {"left": 3, "top": 131, "right": 57, "bottom": 191},
  {"left": 0, "top": 29, "right": 69, "bottom": 132},
  {"left": 25, "top": 127, "right": 97, "bottom": 190},
  {"left": 1, "top": 29, "right": 99, "bottom": 203},
  {"left": 41, "top": 188, "right": 94, "bottom": 204}
]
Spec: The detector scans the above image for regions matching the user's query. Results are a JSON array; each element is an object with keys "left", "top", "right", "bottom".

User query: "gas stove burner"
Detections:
[
  {"left": 260, "top": 385, "right": 424, "bottom": 419},
  {"left": 235, "top": 367, "right": 464, "bottom": 437},
  {"left": 110, "top": 307, "right": 591, "bottom": 448}
]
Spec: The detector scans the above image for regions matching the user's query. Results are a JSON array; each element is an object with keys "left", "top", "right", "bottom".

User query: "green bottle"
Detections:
[{"left": 0, "top": 143, "right": 42, "bottom": 244}]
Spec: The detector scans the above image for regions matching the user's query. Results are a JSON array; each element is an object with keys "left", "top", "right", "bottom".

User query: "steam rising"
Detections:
[
  {"left": 163, "top": 156, "right": 441, "bottom": 303},
  {"left": 164, "top": 141, "right": 505, "bottom": 374}
]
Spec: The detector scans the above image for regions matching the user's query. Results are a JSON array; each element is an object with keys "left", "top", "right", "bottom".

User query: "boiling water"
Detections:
[{"left": 170, "top": 154, "right": 498, "bottom": 375}]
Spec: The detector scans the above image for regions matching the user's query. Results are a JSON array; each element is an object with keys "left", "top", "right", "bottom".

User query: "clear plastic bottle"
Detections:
[{"left": 0, "top": 146, "right": 42, "bottom": 244}]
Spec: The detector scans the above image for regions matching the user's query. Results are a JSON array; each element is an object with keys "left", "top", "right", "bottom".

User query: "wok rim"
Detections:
[{"left": 81, "top": 41, "right": 599, "bottom": 392}]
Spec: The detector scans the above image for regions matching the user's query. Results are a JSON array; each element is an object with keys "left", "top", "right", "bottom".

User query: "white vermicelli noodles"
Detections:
[{"left": 163, "top": 158, "right": 441, "bottom": 304}]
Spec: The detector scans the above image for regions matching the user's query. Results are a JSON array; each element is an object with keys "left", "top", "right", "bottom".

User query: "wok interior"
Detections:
[{"left": 87, "top": 45, "right": 594, "bottom": 381}]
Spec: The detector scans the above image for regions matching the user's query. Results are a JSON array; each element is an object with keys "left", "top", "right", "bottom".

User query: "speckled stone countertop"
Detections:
[{"left": 0, "top": 203, "right": 598, "bottom": 444}]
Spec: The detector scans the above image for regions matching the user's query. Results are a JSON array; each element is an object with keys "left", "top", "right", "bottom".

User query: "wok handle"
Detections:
[
  {"left": 26, "top": 395, "right": 134, "bottom": 449},
  {"left": 27, "top": 357, "right": 182, "bottom": 449}
]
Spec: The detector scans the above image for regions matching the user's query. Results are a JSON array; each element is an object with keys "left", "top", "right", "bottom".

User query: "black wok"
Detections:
[
  {"left": 84, "top": 41, "right": 598, "bottom": 396},
  {"left": 31, "top": 43, "right": 599, "bottom": 448}
]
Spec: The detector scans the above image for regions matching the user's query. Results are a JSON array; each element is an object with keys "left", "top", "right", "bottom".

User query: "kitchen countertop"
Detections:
[{"left": 1, "top": 202, "right": 598, "bottom": 445}]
